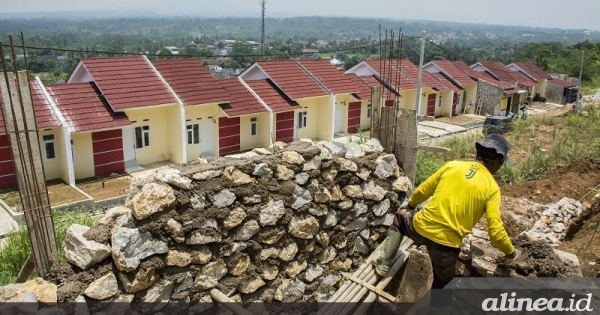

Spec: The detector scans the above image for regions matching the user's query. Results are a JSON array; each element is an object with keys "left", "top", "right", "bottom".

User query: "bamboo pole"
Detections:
[{"left": 209, "top": 289, "right": 255, "bottom": 315}]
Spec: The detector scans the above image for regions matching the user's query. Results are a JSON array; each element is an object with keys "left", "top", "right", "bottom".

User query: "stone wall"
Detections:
[
  {"left": 476, "top": 80, "right": 503, "bottom": 116},
  {"left": 48, "top": 139, "right": 412, "bottom": 313}
]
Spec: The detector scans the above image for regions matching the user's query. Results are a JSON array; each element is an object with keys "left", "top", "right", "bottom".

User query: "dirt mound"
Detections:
[
  {"left": 505, "top": 235, "right": 580, "bottom": 277},
  {"left": 559, "top": 199, "right": 600, "bottom": 276}
]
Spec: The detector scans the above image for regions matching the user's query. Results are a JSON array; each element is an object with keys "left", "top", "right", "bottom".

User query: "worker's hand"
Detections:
[
  {"left": 503, "top": 249, "right": 520, "bottom": 264},
  {"left": 399, "top": 200, "right": 415, "bottom": 211}
]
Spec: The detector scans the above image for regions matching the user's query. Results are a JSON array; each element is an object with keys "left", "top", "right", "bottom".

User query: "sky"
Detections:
[{"left": 2, "top": 0, "right": 599, "bottom": 31}]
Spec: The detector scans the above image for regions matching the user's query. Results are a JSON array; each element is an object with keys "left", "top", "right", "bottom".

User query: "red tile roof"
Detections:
[
  {"left": 344, "top": 73, "right": 372, "bottom": 100},
  {"left": 390, "top": 59, "right": 449, "bottom": 91},
  {"left": 357, "top": 75, "right": 401, "bottom": 100},
  {"left": 549, "top": 78, "right": 578, "bottom": 88},
  {"left": 29, "top": 79, "right": 61, "bottom": 129},
  {"left": 513, "top": 61, "right": 553, "bottom": 80},
  {"left": 46, "top": 82, "right": 130, "bottom": 132},
  {"left": 296, "top": 59, "right": 362, "bottom": 95},
  {"left": 74, "top": 56, "right": 177, "bottom": 111},
  {"left": 216, "top": 78, "right": 268, "bottom": 117},
  {"left": 452, "top": 61, "right": 514, "bottom": 89},
  {"left": 431, "top": 73, "right": 464, "bottom": 93},
  {"left": 244, "top": 79, "right": 300, "bottom": 113},
  {"left": 478, "top": 61, "right": 537, "bottom": 87},
  {"left": 363, "top": 60, "right": 417, "bottom": 90},
  {"left": 428, "top": 60, "right": 477, "bottom": 86},
  {"left": 254, "top": 60, "right": 328, "bottom": 100},
  {"left": 152, "top": 59, "right": 229, "bottom": 106}
]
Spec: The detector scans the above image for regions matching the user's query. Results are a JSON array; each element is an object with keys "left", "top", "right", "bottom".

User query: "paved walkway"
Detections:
[{"left": 0, "top": 204, "right": 19, "bottom": 237}]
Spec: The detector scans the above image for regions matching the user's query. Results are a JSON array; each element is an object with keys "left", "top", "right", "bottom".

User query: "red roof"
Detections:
[
  {"left": 357, "top": 75, "right": 401, "bottom": 100},
  {"left": 254, "top": 60, "right": 328, "bottom": 100},
  {"left": 478, "top": 61, "right": 537, "bottom": 87},
  {"left": 46, "top": 82, "right": 130, "bottom": 132},
  {"left": 344, "top": 73, "right": 372, "bottom": 100},
  {"left": 216, "top": 78, "right": 268, "bottom": 117},
  {"left": 296, "top": 59, "right": 362, "bottom": 95},
  {"left": 390, "top": 59, "right": 449, "bottom": 91},
  {"left": 74, "top": 56, "right": 177, "bottom": 111},
  {"left": 428, "top": 60, "right": 477, "bottom": 86},
  {"left": 431, "top": 73, "right": 464, "bottom": 93},
  {"left": 452, "top": 61, "right": 514, "bottom": 89},
  {"left": 513, "top": 61, "right": 553, "bottom": 80},
  {"left": 29, "top": 79, "right": 61, "bottom": 129},
  {"left": 244, "top": 79, "right": 300, "bottom": 113},
  {"left": 549, "top": 78, "right": 577, "bottom": 88},
  {"left": 152, "top": 59, "right": 229, "bottom": 106},
  {"left": 363, "top": 59, "right": 417, "bottom": 91}
]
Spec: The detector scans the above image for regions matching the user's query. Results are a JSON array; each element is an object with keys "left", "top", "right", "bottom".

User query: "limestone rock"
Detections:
[
  {"left": 111, "top": 227, "right": 168, "bottom": 272},
  {"left": 288, "top": 215, "right": 319, "bottom": 239},
  {"left": 253, "top": 163, "right": 273, "bottom": 179},
  {"left": 252, "top": 147, "right": 272, "bottom": 155},
  {"left": 319, "top": 246, "right": 337, "bottom": 264},
  {"left": 371, "top": 213, "right": 394, "bottom": 226},
  {"left": 294, "top": 173, "right": 310, "bottom": 185},
  {"left": 374, "top": 154, "right": 398, "bottom": 179},
  {"left": 365, "top": 138, "right": 384, "bottom": 152},
  {"left": 187, "top": 230, "right": 222, "bottom": 245},
  {"left": 212, "top": 189, "right": 236, "bottom": 208},
  {"left": 330, "top": 258, "right": 352, "bottom": 272},
  {"left": 259, "top": 229, "right": 286, "bottom": 245},
  {"left": 272, "top": 141, "right": 287, "bottom": 150},
  {"left": 360, "top": 229, "right": 370, "bottom": 240},
  {"left": 187, "top": 218, "right": 218, "bottom": 230},
  {"left": 241, "top": 195, "right": 262, "bottom": 205},
  {"left": 223, "top": 166, "right": 256, "bottom": 186},
  {"left": 65, "top": 224, "right": 111, "bottom": 270},
  {"left": 118, "top": 266, "right": 159, "bottom": 294},
  {"left": 166, "top": 250, "right": 192, "bottom": 267},
  {"left": 260, "top": 248, "right": 281, "bottom": 260},
  {"left": 282, "top": 151, "right": 305, "bottom": 165},
  {"left": 322, "top": 142, "right": 346, "bottom": 157},
  {"left": 84, "top": 273, "right": 119, "bottom": 300},
  {"left": 316, "top": 231, "right": 330, "bottom": 247},
  {"left": 190, "top": 195, "right": 207, "bottom": 210},
  {"left": 228, "top": 254, "right": 251, "bottom": 276},
  {"left": 98, "top": 206, "right": 132, "bottom": 228},
  {"left": 191, "top": 246, "right": 213, "bottom": 264},
  {"left": 356, "top": 168, "right": 371, "bottom": 181},
  {"left": 303, "top": 156, "right": 322, "bottom": 171},
  {"left": 361, "top": 181, "right": 387, "bottom": 201},
  {"left": 259, "top": 200, "right": 286, "bottom": 226},
  {"left": 330, "top": 185, "right": 346, "bottom": 202},
  {"left": 344, "top": 142, "right": 365, "bottom": 158},
  {"left": 193, "top": 261, "right": 228, "bottom": 292},
  {"left": 345, "top": 217, "right": 368, "bottom": 232},
  {"left": 392, "top": 176, "right": 413, "bottom": 193},
  {"left": 285, "top": 260, "right": 308, "bottom": 277},
  {"left": 261, "top": 263, "right": 279, "bottom": 281},
  {"left": 275, "top": 164, "right": 295, "bottom": 181},
  {"left": 223, "top": 207, "right": 247, "bottom": 230},
  {"left": 274, "top": 279, "right": 306, "bottom": 302},
  {"left": 291, "top": 185, "right": 313, "bottom": 210},
  {"left": 156, "top": 167, "right": 192, "bottom": 190},
  {"left": 353, "top": 237, "right": 370, "bottom": 255},
  {"left": 174, "top": 272, "right": 194, "bottom": 293},
  {"left": 234, "top": 220, "right": 260, "bottom": 241},
  {"left": 193, "top": 169, "right": 223, "bottom": 181},
  {"left": 344, "top": 185, "right": 363, "bottom": 199},
  {"left": 353, "top": 201, "right": 368, "bottom": 217},
  {"left": 337, "top": 200, "right": 353, "bottom": 210},
  {"left": 131, "top": 183, "right": 175, "bottom": 220},
  {"left": 238, "top": 276, "right": 266, "bottom": 294},
  {"left": 15, "top": 278, "right": 56, "bottom": 303},
  {"left": 373, "top": 199, "right": 391, "bottom": 217},
  {"left": 321, "top": 168, "right": 338, "bottom": 182},
  {"left": 304, "top": 264, "right": 324, "bottom": 282},
  {"left": 317, "top": 144, "right": 333, "bottom": 160},
  {"left": 308, "top": 207, "right": 328, "bottom": 217},
  {"left": 336, "top": 158, "right": 358, "bottom": 172},
  {"left": 323, "top": 209, "right": 338, "bottom": 228},
  {"left": 163, "top": 218, "right": 185, "bottom": 243},
  {"left": 143, "top": 279, "right": 174, "bottom": 312},
  {"left": 314, "top": 188, "right": 331, "bottom": 203},
  {"left": 279, "top": 242, "right": 299, "bottom": 261}
]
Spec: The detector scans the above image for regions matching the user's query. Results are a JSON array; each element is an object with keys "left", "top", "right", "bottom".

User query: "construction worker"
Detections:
[{"left": 373, "top": 133, "right": 518, "bottom": 290}]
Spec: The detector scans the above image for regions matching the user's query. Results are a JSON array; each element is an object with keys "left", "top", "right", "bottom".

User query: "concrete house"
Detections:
[
  {"left": 546, "top": 78, "right": 579, "bottom": 105},
  {"left": 344, "top": 72, "right": 375, "bottom": 132},
  {"left": 507, "top": 61, "right": 553, "bottom": 98},
  {"left": 424, "top": 60, "right": 479, "bottom": 116},
  {"left": 68, "top": 56, "right": 182, "bottom": 169}
]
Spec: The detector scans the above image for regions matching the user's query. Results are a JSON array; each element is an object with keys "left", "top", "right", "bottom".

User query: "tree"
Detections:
[
  {"left": 158, "top": 48, "right": 173, "bottom": 59},
  {"left": 230, "top": 41, "right": 255, "bottom": 69}
]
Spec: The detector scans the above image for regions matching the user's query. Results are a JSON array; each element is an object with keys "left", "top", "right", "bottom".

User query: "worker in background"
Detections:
[{"left": 373, "top": 133, "right": 518, "bottom": 290}]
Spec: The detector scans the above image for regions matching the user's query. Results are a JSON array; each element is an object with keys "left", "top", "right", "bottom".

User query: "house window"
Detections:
[
  {"left": 43, "top": 134, "right": 56, "bottom": 160},
  {"left": 250, "top": 117, "right": 257, "bottom": 136},
  {"left": 70, "top": 139, "right": 75, "bottom": 163},
  {"left": 135, "top": 126, "right": 150, "bottom": 149},
  {"left": 187, "top": 124, "right": 200, "bottom": 144},
  {"left": 457, "top": 94, "right": 461, "bottom": 105},
  {"left": 297, "top": 111, "right": 308, "bottom": 129},
  {"left": 367, "top": 104, "right": 372, "bottom": 118}
]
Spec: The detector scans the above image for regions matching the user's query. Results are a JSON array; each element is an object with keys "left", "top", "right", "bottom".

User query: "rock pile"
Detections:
[
  {"left": 522, "top": 197, "right": 582, "bottom": 245},
  {"left": 45, "top": 139, "right": 410, "bottom": 313}
]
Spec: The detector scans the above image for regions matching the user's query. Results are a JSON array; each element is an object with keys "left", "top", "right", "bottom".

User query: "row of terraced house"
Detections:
[{"left": 0, "top": 56, "right": 573, "bottom": 188}]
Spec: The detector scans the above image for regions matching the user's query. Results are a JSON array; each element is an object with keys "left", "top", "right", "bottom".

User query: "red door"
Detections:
[
  {"left": 452, "top": 93, "right": 459, "bottom": 116},
  {"left": 347, "top": 102, "right": 361, "bottom": 133},
  {"left": 427, "top": 94, "right": 436, "bottom": 116},
  {"left": 276, "top": 111, "right": 294, "bottom": 143},
  {"left": 0, "top": 135, "right": 17, "bottom": 188},
  {"left": 92, "top": 129, "right": 125, "bottom": 176},
  {"left": 219, "top": 117, "right": 240, "bottom": 156},
  {"left": 384, "top": 100, "right": 395, "bottom": 108}
]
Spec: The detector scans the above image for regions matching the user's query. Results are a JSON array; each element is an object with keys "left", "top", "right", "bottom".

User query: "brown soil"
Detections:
[
  {"left": 0, "top": 179, "right": 89, "bottom": 212},
  {"left": 76, "top": 175, "right": 131, "bottom": 200},
  {"left": 559, "top": 199, "right": 600, "bottom": 277},
  {"left": 505, "top": 235, "right": 580, "bottom": 277}
]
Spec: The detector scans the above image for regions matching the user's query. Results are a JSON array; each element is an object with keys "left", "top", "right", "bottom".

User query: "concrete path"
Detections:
[
  {"left": 419, "top": 121, "right": 466, "bottom": 133},
  {"left": 0, "top": 206, "right": 19, "bottom": 237}
]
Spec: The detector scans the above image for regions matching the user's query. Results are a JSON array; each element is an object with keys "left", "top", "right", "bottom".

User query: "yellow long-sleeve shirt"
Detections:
[{"left": 410, "top": 160, "right": 514, "bottom": 255}]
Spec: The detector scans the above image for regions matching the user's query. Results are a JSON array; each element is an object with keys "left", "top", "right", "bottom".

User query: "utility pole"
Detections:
[
  {"left": 260, "top": 0, "right": 266, "bottom": 56},
  {"left": 414, "top": 31, "right": 426, "bottom": 116},
  {"left": 575, "top": 50, "right": 584, "bottom": 112}
]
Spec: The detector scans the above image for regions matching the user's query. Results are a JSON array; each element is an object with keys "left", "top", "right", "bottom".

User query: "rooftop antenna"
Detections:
[{"left": 260, "top": 0, "right": 266, "bottom": 56}]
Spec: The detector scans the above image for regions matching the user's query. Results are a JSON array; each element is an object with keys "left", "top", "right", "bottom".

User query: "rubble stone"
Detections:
[
  {"left": 274, "top": 279, "right": 305, "bottom": 302},
  {"left": 223, "top": 166, "right": 256, "bottom": 186},
  {"left": 234, "top": 220, "right": 260, "bottom": 241},
  {"left": 164, "top": 218, "right": 185, "bottom": 243},
  {"left": 84, "top": 273, "right": 119, "bottom": 300},
  {"left": 193, "top": 261, "right": 228, "bottom": 291},
  {"left": 372, "top": 199, "right": 391, "bottom": 217},
  {"left": 131, "top": 183, "right": 175, "bottom": 220},
  {"left": 156, "top": 167, "right": 192, "bottom": 190},
  {"left": 282, "top": 151, "right": 305, "bottom": 164},
  {"left": 288, "top": 215, "right": 320, "bottom": 239},
  {"left": 111, "top": 227, "right": 168, "bottom": 271},
  {"left": 253, "top": 163, "right": 273, "bottom": 179},
  {"left": 259, "top": 200, "right": 285, "bottom": 226},
  {"left": 285, "top": 260, "right": 308, "bottom": 278},
  {"left": 361, "top": 181, "right": 387, "bottom": 201},
  {"left": 212, "top": 189, "right": 236, "bottom": 208},
  {"left": 65, "top": 224, "right": 111, "bottom": 270},
  {"left": 292, "top": 185, "right": 313, "bottom": 209},
  {"left": 193, "top": 169, "right": 223, "bottom": 181},
  {"left": 275, "top": 164, "right": 295, "bottom": 180},
  {"left": 187, "top": 230, "right": 222, "bottom": 245},
  {"left": 279, "top": 242, "right": 299, "bottom": 261},
  {"left": 238, "top": 276, "right": 266, "bottom": 294}
]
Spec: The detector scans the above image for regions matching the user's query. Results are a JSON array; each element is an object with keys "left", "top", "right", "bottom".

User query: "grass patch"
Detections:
[{"left": 0, "top": 208, "right": 99, "bottom": 286}]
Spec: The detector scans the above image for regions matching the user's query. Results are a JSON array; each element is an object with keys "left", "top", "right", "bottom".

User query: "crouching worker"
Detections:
[{"left": 373, "top": 133, "right": 518, "bottom": 290}]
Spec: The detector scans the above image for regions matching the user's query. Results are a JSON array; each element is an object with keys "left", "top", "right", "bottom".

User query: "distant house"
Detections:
[
  {"left": 424, "top": 60, "right": 478, "bottom": 116},
  {"left": 507, "top": 61, "right": 553, "bottom": 98},
  {"left": 546, "top": 77, "right": 578, "bottom": 105}
]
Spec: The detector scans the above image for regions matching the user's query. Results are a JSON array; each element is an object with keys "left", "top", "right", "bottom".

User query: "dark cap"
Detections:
[{"left": 476, "top": 133, "right": 510, "bottom": 162}]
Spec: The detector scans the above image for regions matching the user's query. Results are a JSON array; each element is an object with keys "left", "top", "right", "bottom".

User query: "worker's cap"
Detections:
[{"left": 476, "top": 133, "right": 510, "bottom": 162}]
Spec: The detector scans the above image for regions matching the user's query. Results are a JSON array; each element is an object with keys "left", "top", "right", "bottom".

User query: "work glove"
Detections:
[{"left": 503, "top": 249, "right": 520, "bottom": 264}]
